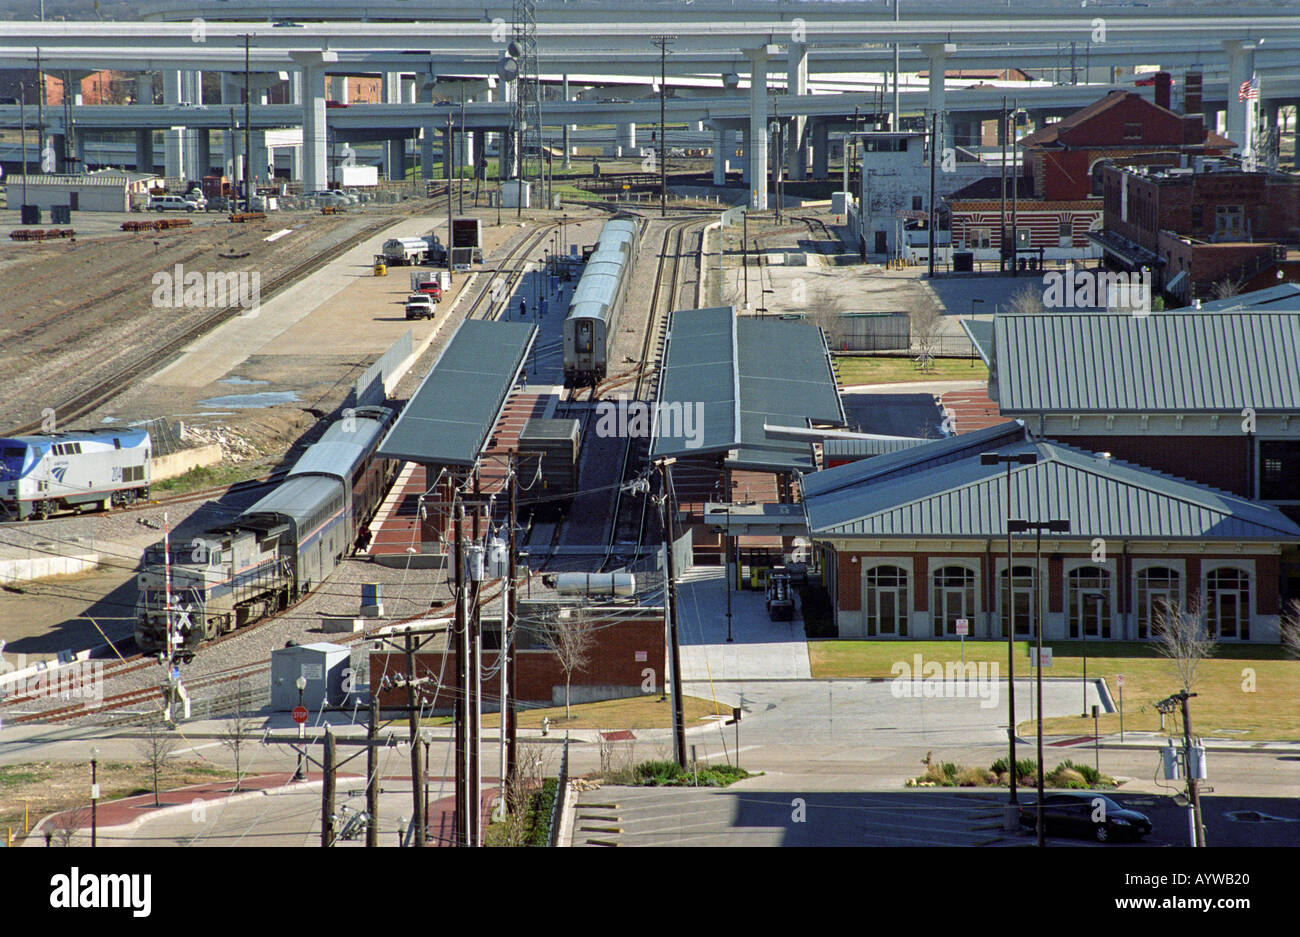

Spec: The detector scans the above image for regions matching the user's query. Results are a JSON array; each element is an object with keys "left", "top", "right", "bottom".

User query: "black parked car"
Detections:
[{"left": 1019, "top": 792, "right": 1152, "bottom": 843}]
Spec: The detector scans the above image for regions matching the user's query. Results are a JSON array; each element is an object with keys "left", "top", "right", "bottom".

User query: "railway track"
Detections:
[
  {"left": 6, "top": 210, "right": 416, "bottom": 437},
  {"left": 603, "top": 216, "right": 702, "bottom": 566}
]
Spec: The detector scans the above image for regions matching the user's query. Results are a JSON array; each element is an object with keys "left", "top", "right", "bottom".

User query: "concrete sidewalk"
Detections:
[{"left": 673, "top": 567, "right": 812, "bottom": 681}]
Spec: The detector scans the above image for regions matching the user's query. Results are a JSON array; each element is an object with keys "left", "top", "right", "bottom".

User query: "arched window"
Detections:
[
  {"left": 1068, "top": 567, "right": 1112, "bottom": 638},
  {"left": 1206, "top": 568, "right": 1250, "bottom": 640},
  {"left": 1091, "top": 160, "right": 1113, "bottom": 197},
  {"left": 932, "top": 566, "right": 976, "bottom": 637},
  {"left": 999, "top": 565, "right": 1036, "bottom": 637},
  {"left": 1136, "top": 567, "right": 1180, "bottom": 639},
  {"left": 864, "top": 565, "right": 909, "bottom": 637}
]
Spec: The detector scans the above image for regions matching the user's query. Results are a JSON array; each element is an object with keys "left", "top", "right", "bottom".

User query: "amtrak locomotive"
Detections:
[
  {"left": 0, "top": 429, "right": 151, "bottom": 520},
  {"left": 562, "top": 216, "right": 641, "bottom": 386},
  {"left": 134, "top": 406, "right": 395, "bottom": 657}
]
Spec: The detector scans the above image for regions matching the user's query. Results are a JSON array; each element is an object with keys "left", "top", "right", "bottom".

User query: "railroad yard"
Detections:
[
  {"left": 1, "top": 4, "right": 1298, "bottom": 911},
  {"left": 0, "top": 183, "right": 869, "bottom": 726}
]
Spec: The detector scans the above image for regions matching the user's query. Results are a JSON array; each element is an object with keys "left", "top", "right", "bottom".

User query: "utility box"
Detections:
[
  {"left": 502, "top": 179, "right": 531, "bottom": 209},
  {"left": 518, "top": 418, "right": 580, "bottom": 496},
  {"left": 831, "top": 191, "right": 850, "bottom": 215},
  {"left": 270, "top": 642, "right": 351, "bottom": 711}
]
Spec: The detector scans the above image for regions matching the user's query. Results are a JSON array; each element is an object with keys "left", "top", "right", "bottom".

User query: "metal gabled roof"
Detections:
[
  {"left": 803, "top": 425, "right": 1300, "bottom": 542},
  {"left": 800, "top": 421, "right": 1023, "bottom": 499},
  {"left": 650, "top": 306, "right": 739, "bottom": 460},
  {"left": 377, "top": 319, "right": 536, "bottom": 468},
  {"left": 994, "top": 309, "right": 1300, "bottom": 414},
  {"left": 731, "top": 318, "right": 846, "bottom": 472},
  {"left": 1189, "top": 283, "right": 1300, "bottom": 311},
  {"left": 823, "top": 437, "right": 931, "bottom": 459},
  {"left": 650, "top": 307, "right": 846, "bottom": 472}
]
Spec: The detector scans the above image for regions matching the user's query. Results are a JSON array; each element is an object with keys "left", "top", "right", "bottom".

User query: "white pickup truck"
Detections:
[{"left": 404, "top": 293, "right": 437, "bottom": 320}]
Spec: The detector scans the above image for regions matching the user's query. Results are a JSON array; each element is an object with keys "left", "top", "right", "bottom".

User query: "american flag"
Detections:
[{"left": 1239, "top": 76, "right": 1260, "bottom": 101}]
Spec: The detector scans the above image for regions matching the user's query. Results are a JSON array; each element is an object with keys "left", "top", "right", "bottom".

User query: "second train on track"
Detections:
[{"left": 562, "top": 215, "right": 641, "bottom": 387}]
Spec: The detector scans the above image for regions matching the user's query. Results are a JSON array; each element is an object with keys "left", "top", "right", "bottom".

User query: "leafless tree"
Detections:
[
  {"left": 1005, "top": 282, "right": 1046, "bottom": 316},
  {"left": 135, "top": 722, "right": 179, "bottom": 807},
  {"left": 219, "top": 678, "right": 253, "bottom": 792},
  {"left": 47, "top": 805, "right": 91, "bottom": 847},
  {"left": 1211, "top": 277, "right": 1242, "bottom": 300},
  {"left": 910, "top": 301, "right": 944, "bottom": 371},
  {"left": 1281, "top": 598, "right": 1300, "bottom": 660},
  {"left": 1151, "top": 596, "right": 1218, "bottom": 693},
  {"left": 537, "top": 607, "right": 597, "bottom": 721},
  {"left": 808, "top": 284, "right": 847, "bottom": 350},
  {"left": 498, "top": 742, "right": 552, "bottom": 845}
]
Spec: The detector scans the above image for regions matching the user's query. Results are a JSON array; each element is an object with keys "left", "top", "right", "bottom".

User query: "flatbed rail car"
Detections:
[
  {"left": 0, "top": 428, "right": 150, "bottom": 520},
  {"left": 134, "top": 406, "right": 397, "bottom": 657},
  {"left": 562, "top": 215, "right": 642, "bottom": 387}
]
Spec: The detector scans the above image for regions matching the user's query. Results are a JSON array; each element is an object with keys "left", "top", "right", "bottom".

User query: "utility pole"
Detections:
[
  {"left": 1010, "top": 98, "right": 1019, "bottom": 277},
  {"left": 1000, "top": 96, "right": 1007, "bottom": 274},
  {"left": 742, "top": 209, "right": 749, "bottom": 313},
  {"left": 505, "top": 451, "right": 519, "bottom": 790},
  {"left": 653, "top": 36, "right": 671, "bottom": 218},
  {"left": 243, "top": 33, "right": 252, "bottom": 207},
  {"left": 321, "top": 725, "right": 336, "bottom": 847},
  {"left": 19, "top": 83, "right": 28, "bottom": 208},
  {"left": 1178, "top": 691, "right": 1206, "bottom": 847},
  {"left": 453, "top": 500, "right": 466, "bottom": 846},
  {"left": 35, "top": 48, "right": 44, "bottom": 175},
  {"left": 657, "top": 461, "right": 687, "bottom": 768},
  {"left": 447, "top": 112, "right": 455, "bottom": 276},
  {"left": 465, "top": 82, "right": 470, "bottom": 215},
  {"left": 404, "top": 632, "right": 425, "bottom": 847},
  {"left": 470, "top": 475, "right": 482, "bottom": 848},
  {"left": 928, "top": 110, "right": 937, "bottom": 278},
  {"left": 365, "top": 693, "right": 378, "bottom": 847}
]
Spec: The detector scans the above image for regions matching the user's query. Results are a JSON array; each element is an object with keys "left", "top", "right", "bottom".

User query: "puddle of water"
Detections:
[
  {"left": 100, "top": 416, "right": 119, "bottom": 423},
  {"left": 197, "top": 391, "right": 300, "bottom": 409},
  {"left": 218, "top": 376, "right": 269, "bottom": 386}
]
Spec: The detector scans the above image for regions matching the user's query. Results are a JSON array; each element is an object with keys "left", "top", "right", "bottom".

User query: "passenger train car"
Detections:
[
  {"left": 562, "top": 216, "right": 641, "bottom": 386},
  {"left": 0, "top": 429, "right": 151, "bottom": 520},
  {"left": 134, "top": 406, "right": 396, "bottom": 658}
]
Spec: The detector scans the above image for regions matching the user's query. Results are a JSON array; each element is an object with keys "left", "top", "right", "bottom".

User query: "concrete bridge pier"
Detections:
[
  {"left": 1224, "top": 40, "right": 1257, "bottom": 159},
  {"left": 291, "top": 51, "right": 336, "bottom": 192},
  {"left": 746, "top": 45, "right": 776, "bottom": 209},
  {"left": 787, "top": 42, "right": 808, "bottom": 179}
]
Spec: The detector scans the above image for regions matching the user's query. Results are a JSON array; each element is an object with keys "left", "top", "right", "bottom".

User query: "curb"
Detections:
[{"left": 26, "top": 776, "right": 366, "bottom": 844}]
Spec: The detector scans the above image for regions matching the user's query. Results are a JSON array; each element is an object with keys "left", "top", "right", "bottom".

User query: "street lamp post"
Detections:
[
  {"left": 90, "top": 747, "right": 100, "bottom": 847},
  {"left": 1009, "top": 516, "right": 1070, "bottom": 848},
  {"left": 294, "top": 675, "right": 307, "bottom": 781},
  {"left": 980, "top": 450, "right": 1039, "bottom": 815}
]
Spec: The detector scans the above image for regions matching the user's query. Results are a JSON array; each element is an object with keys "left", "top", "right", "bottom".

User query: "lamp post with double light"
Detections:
[
  {"left": 1008, "top": 516, "right": 1071, "bottom": 848},
  {"left": 980, "top": 449, "right": 1039, "bottom": 815}
]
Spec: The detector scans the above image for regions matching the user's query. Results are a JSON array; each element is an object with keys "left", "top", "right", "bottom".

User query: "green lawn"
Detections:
[
  {"left": 833, "top": 355, "right": 987, "bottom": 385},
  {"left": 809, "top": 640, "right": 1300, "bottom": 742}
]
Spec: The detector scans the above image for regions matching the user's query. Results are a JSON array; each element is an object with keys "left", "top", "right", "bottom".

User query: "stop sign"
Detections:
[{"left": 292, "top": 706, "right": 308, "bottom": 724}]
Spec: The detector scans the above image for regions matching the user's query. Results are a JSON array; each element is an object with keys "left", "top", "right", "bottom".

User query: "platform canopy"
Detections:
[
  {"left": 378, "top": 319, "right": 536, "bottom": 468},
  {"left": 650, "top": 306, "right": 845, "bottom": 473}
]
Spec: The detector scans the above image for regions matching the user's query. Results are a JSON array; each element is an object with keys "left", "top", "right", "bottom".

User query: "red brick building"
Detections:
[
  {"left": 1017, "top": 86, "right": 1234, "bottom": 202},
  {"left": 1095, "top": 161, "right": 1300, "bottom": 302},
  {"left": 373, "top": 607, "right": 666, "bottom": 710},
  {"left": 947, "top": 83, "right": 1236, "bottom": 261}
]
